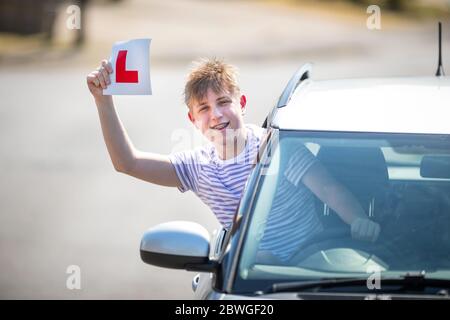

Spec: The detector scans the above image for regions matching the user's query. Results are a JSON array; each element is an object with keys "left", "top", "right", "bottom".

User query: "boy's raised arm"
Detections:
[{"left": 87, "top": 60, "right": 182, "bottom": 188}]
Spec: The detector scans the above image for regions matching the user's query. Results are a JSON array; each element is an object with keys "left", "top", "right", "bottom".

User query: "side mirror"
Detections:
[{"left": 140, "top": 221, "right": 217, "bottom": 272}]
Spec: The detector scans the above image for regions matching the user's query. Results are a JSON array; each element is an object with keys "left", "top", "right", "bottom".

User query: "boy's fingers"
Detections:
[
  {"left": 102, "top": 60, "right": 113, "bottom": 73},
  {"left": 351, "top": 219, "right": 360, "bottom": 238},
  {"left": 87, "top": 73, "right": 100, "bottom": 87},
  {"left": 96, "top": 71, "right": 107, "bottom": 89},
  {"left": 351, "top": 218, "right": 380, "bottom": 242},
  {"left": 100, "top": 67, "right": 110, "bottom": 85}
]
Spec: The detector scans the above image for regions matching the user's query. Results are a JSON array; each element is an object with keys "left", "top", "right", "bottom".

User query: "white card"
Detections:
[{"left": 103, "top": 38, "right": 152, "bottom": 95}]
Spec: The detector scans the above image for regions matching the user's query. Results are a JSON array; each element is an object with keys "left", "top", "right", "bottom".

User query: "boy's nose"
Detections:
[{"left": 211, "top": 105, "right": 223, "bottom": 119}]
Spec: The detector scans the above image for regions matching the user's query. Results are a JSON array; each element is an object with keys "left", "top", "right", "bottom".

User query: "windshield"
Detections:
[{"left": 237, "top": 131, "right": 450, "bottom": 291}]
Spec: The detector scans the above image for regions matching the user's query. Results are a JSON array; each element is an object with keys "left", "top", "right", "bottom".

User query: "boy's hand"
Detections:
[
  {"left": 351, "top": 218, "right": 380, "bottom": 242},
  {"left": 86, "top": 60, "right": 113, "bottom": 100}
]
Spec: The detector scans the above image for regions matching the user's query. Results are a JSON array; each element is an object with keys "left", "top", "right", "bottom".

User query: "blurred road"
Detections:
[{"left": 0, "top": 0, "right": 449, "bottom": 299}]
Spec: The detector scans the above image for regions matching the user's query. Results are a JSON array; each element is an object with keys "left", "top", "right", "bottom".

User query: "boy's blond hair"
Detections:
[{"left": 184, "top": 58, "right": 240, "bottom": 109}]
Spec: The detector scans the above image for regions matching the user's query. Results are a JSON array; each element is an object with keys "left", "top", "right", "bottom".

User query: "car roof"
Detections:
[{"left": 271, "top": 76, "right": 450, "bottom": 135}]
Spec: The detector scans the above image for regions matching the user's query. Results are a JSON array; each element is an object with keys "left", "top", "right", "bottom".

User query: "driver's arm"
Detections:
[{"left": 301, "top": 162, "right": 380, "bottom": 242}]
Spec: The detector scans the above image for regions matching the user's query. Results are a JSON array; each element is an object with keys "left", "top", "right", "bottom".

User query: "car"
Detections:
[{"left": 139, "top": 61, "right": 450, "bottom": 300}]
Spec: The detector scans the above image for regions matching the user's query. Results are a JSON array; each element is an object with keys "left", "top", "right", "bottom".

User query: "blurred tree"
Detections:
[
  {"left": 0, "top": 0, "right": 122, "bottom": 47},
  {"left": 306, "top": 0, "right": 412, "bottom": 12},
  {"left": 386, "top": 0, "right": 409, "bottom": 11}
]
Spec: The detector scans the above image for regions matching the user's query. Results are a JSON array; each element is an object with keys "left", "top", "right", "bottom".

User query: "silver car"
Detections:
[{"left": 140, "top": 63, "right": 450, "bottom": 300}]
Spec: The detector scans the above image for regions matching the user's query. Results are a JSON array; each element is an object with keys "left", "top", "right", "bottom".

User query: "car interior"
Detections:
[{"left": 240, "top": 133, "right": 450, "bottom": 278}]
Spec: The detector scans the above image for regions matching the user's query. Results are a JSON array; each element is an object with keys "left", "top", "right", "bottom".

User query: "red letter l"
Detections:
[{"left": 116, "top": 50, "right": 138, "bottom": 83}]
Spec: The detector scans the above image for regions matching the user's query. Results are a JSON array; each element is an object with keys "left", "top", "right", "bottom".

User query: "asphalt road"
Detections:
[{"left": 0, "top": 0, "right": 448, "bottom": 299}]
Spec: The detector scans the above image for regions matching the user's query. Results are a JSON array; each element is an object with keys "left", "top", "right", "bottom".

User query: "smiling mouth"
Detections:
[{"left": 211, "top": 122, "right": 230, "bottom": 130}]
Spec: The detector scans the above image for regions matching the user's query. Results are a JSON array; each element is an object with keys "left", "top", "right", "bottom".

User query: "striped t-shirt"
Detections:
[
  {"left": 258, "top": 147, "right": 324, "bottom": 262},
  {"left": 168, "top": 124, "right": 266, "bottom": 229},
  {"left": 169, "top": 126, "right": 324, "bottom": 263}
]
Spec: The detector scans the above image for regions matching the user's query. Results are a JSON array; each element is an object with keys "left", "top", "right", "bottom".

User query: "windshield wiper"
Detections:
[{"left": 262, "top": 272, "right": 450, "bottom": 294}]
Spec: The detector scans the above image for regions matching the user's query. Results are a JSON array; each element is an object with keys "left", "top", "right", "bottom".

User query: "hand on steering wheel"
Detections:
[{"left": 351, "top": 218, "right": 380, "bottom": 243}]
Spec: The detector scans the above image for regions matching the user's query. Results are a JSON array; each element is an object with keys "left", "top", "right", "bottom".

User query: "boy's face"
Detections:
[{"left": 189, "top": 87, "right": 246, "bottom": 146}]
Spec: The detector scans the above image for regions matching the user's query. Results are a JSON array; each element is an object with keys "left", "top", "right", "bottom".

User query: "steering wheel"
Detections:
[{"left": 288, "top": 227, "right": 392, "bottom": 267}]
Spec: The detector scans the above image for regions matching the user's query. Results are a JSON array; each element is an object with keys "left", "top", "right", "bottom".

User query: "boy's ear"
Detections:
[
  {"left": 240, "top": 95, "right": 247, "bottom": 114},
  {"left": 188, "top": 111, "right": 194, "bottom": 123}
]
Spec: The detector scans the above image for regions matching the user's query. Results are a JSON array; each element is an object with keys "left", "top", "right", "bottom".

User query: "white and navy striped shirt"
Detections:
[
  {"left": 169, "top": 125, "right": 323, "bottom": 262},
  {"left": 258, "top": 147, "right": 324, "bottom": 261},
  {"left": 169, "top": 124, "right": 265, "bottom": 229}
]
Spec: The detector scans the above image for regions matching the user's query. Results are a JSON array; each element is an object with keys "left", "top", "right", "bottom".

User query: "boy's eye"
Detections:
[
  {"left": 199, "top": 106, "right": 208, "bottom": 112},
  {"left": 219, "top": 100, "right": 231, "bottom": 105}
]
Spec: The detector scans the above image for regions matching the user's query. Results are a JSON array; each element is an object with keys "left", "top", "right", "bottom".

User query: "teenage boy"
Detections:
[{"left": 87, "top": 58, "right": 380, "bottom": 263}]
